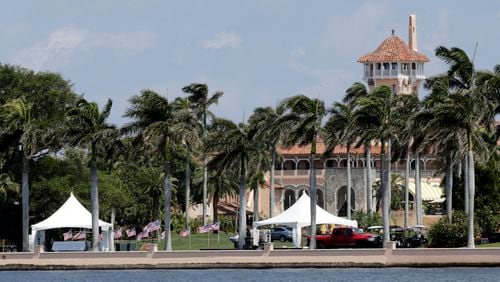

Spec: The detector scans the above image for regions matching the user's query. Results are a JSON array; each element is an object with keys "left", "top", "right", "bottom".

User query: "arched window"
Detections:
[
  {"left": 336, "top": 186, "right": 356, "bottom": 217},
  {"left": 284, "top": 189, "right": 296, "bottom": 210}
]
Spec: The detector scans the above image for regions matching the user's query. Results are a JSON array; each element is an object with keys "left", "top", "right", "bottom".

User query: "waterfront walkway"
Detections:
[{"left": 1, "top": 243, "right": 500, "bottom": 270}]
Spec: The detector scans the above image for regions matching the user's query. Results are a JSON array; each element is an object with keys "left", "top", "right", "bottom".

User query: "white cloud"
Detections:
[
  {"left": 10, "top": 27, "right": 156, "bottom": 70},
  {"left": 202, "top": 32, "right": 241, "bottom": 49}
]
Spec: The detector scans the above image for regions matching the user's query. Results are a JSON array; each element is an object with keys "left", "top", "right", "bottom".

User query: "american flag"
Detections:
[
  {"left": 143, "top": 222, "right": 151, "bottom": 233},
  {"left": 63, "top": 230, "right": 73, "bottom": 241},
  {"left": 126, "top": 228, "right": 136, "bottom": 238},
  {"left": 137, "top": 231, "right": 148, "bottom": 241},
  {"left": 148, "top": 220, "right": 161, "bottom": 232},
  {"left": 210, "top": 221, "right": 220, "bottom": 231},
  {"left": 179, "top": 227, "right": 190, "bottom": 237},
  {"left": 198, "top": 224, "right": 211, "bottom": 233},
  {"left": 73, "top": 231, "right": 86, "bottom": 240},
  {"left": 114, "top": 228, "right": 122, "bottom": 239}
]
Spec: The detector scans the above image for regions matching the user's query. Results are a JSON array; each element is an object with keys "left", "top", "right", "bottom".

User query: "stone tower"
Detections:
[{"left": 357, "top": 14, "right": 429, "bottom": 96}]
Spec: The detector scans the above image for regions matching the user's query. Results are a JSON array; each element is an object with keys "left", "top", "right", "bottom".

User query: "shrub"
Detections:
[
  {"left": 428, "top": 210, "right": 479, "bottom": 248},
  {"left": 352, "top": 211, "right": 382, "bottom": 229}
]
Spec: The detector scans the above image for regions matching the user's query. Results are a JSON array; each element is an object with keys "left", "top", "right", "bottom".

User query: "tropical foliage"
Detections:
[{"left": 0, "top": 41, "right": 498, "bottom": 252}]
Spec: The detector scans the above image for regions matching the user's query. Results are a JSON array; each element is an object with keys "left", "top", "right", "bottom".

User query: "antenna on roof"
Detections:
[{"left": 391, "top": 29, "right": 395, "bottom": 35}]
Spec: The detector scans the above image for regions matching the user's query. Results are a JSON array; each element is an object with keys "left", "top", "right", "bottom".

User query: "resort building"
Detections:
[{"left": 254, "top": 14, "right": 443, "bottom": 226}]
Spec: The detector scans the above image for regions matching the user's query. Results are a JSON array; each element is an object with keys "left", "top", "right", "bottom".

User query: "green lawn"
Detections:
[
  {"left": 115, "top": 232, "right": 304, "bottom": 251},
  {"left": 477, "top": 242, "right": 500, "bottom": 248}
]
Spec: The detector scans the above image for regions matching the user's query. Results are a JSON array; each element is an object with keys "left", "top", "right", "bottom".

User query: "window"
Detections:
[{"left": 391, "top": 63, "right": 398, "bottom": 70}]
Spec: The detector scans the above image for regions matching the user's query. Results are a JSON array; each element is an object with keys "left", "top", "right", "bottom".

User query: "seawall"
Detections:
[{"left": 1, "top": 243, "right": 500, "bottom": 270}]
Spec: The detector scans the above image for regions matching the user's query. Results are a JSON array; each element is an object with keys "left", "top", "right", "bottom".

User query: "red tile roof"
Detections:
[{"left": 358, "top": 34, "right": 429, "bottom": 63}]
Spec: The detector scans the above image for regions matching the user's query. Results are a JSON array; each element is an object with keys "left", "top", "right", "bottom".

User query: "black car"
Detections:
[{"left": 270, "top": 227, "right": 293, "bottom": 242}]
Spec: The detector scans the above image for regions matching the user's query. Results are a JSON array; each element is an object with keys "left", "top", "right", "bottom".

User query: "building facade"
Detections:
[{"left": 255, "top": 15, "right": 443, "bottom": 222}]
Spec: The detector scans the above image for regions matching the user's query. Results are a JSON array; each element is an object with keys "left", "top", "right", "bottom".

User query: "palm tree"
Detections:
[
  {"left": 1, "top": 98, "right": 51, "bottom": 251},
  {"left": 247, "top": 107, "right": 283, "bottom": 218},
  {"left": 173, "top": 97, "right": 202, "bottom": 229},
  {"left": 206, "top": 118, "right": 259, "bottom": 249},
  {"left": 122, "top": 89, "right": 178, "bottom": 251},
  {"left": 277, "top": 95, "right": 325, "bottom": 249},
  {"left": 345, "top": 82, "right": 376, "bottom": 215},
  {"left": 201, "top": 166, "right": 239, "bottom": 224},
  {"left": 354, "top": 86, "right": 394, "bottom": 244},
  {"left": 182, "top": 83, "right": 223, "bottom": 226},
  {"left": 323, "top": 102, "right": 356, "bottom": 219},
  {"left": 425, "top": 46, "right": 476, "bottom": 222},
  {"left": 388, "top": 94, "right": 420, "bottom": 230},
  {"left": 65, "top": 98, "right": 115, "bottom": 251},
  {"left": 429, "top": 92, "right": 495, "bottom": 248}
]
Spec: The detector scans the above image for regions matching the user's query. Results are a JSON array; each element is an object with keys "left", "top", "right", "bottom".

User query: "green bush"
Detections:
[
  {"left": 428, "top": 210, "right": 479, "bottom": 248},
  {"left": 352, "top": 211, "right": 383, "bottom": 229}
]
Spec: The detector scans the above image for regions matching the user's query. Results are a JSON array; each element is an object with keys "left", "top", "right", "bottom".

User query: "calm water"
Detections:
[{"left": 1, "top": 268, "right": 500, "bottom": 282}]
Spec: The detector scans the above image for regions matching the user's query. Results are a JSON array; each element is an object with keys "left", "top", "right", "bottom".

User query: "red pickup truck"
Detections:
[{"left": 307, "top": 227, "right": 382, "bottom": 249}]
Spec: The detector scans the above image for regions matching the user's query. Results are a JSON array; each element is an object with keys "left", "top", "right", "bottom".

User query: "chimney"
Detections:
[{"left": 409, "top": 14, "right": 418, "bottom": 51}]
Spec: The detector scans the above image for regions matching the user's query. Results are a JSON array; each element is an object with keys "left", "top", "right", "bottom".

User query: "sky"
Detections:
[{"left": 1, "top": 0, "right": 499, "bottom": 125}]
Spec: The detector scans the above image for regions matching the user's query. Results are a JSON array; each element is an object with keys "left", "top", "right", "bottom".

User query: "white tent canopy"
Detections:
[
  {"left": 30, "top": 193, "right": 113, "bottom": 251},
  {"left": 252, "top": 193, "right": 358, "bottom": 247}
]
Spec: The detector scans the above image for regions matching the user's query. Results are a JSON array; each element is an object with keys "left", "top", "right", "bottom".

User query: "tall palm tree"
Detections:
[
  {"left": 182, "top": 83, "right": 223, "bottom": 226},
  {"left": 389, "top": 94, "right": 420, "bottom": 230},
  {"left": 247, "top": 107, "right": 283, "bottom": 218},
  {"left": 345, "top": 82, "right": 376, "bottom": 215},
  {"left": 122, "top": 89, "right": 179, "bottom": 251},
  {"left": 206, "top": 118, "right": 259, "bottom": 249},
  {"left": 425, "top": 46, "right": 476, "bottom": 221},
  {"left": 277, "top": 95, "right": 325, "bottom": 249},
  {"left": 324, "top": 102, "right": 356, "bottom": 219},
  {"left": 354, "top": 86, "right": 394, "bottom": 244},
  {"left": 1, "top": 99, "right": 49, "bottom": 251},
  {"left": 173, "top": 97, "right": 202, "bottom": 229},
  {"left": 65, "top": 98, "right": 115, "bottom": 251},
  {"left": 429, "top": 91, "right": 495, "bottom": 248}
]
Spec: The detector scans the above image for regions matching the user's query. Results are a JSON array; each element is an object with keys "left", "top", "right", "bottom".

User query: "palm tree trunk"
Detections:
[
  {"left": 185, "top": 143, "right": 191, "bottom": 227},
  {"left": 253, "top": 183, "right": 259, "bottom": 223},
  {"left": 164, "top": 140, "right": 172, "bottom": 251},
  {"left": 347, "top": 145, "right": 352, "bottom": 220},
  {"left": 90, "top": 143, "right": 99, "bottom": 251},
  {"left": 382, "top": 139, "right": 391, "bottom": 244},
  {"left": 202, "top": 112, "right": 208, "bottom": 226},
  {"left": 309, "top": 152, "right": 317, "bottom": 249},
  {"left": 269, "top": 145, "right": 276, "bottom": 218},
  {"left": 380, "top": 139, "right": 389, "bottom": 244},
  {"left": 467, "top": 150, "right": 475, "bottom": 248},
  {"left": 445, "top": 151, "right": 453, "bottom": 222},
  {"left": 415, "top": 151, "right": 422, "bottom": 226},
  {"left": 21, "top": 153, "right": 29, "bottom": 252},
  {"left": 366, "top": 142, "right": 372, "bottom": 214},
  {"left": 213, "top": 188, "right": 219, "bottom": 224},
  {"left": 387, "top": 138, "right": 391, "bottom": 218},
  {"left": 238, "top": 155, "right": 247, "bottom": 250},
  {"left": 253, "top": 156, "right": 262, "bottom": 223},
  {"left": 464, "top": 157, "right": 469, "bottom": 215},
  {"left": 152, "top": 196, "right": 160, "bottom": 221},
  {"left": 404, "top": 149, "right": 410, "bottom": 234}
]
